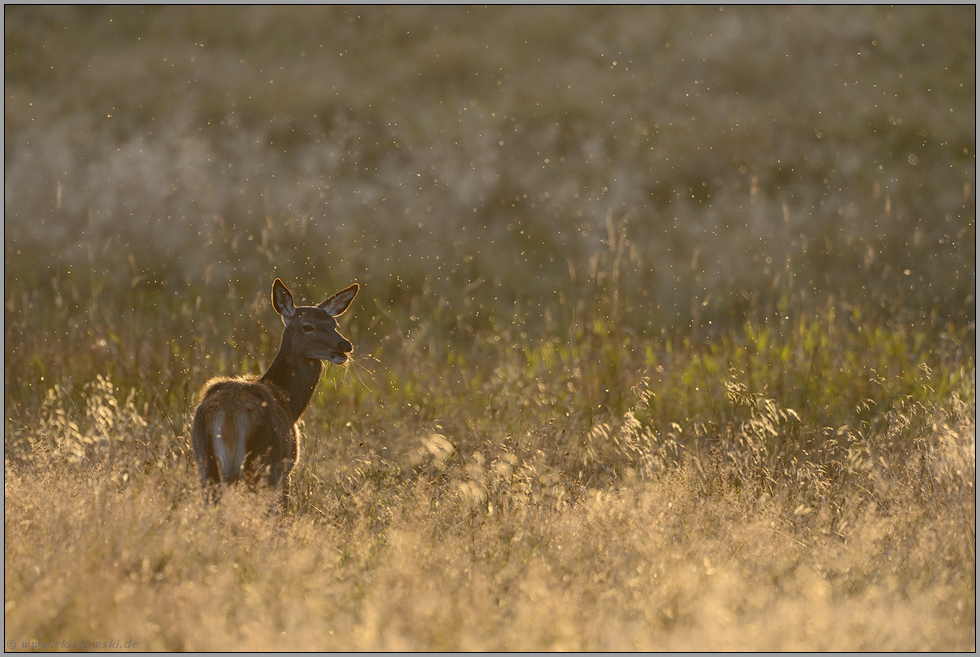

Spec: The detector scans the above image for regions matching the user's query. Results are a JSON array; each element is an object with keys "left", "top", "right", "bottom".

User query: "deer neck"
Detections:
[{"left": 259, "top": 334, "right": 323, "bottom": 422}]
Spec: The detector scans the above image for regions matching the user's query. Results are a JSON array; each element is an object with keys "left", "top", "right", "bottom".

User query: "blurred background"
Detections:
[{"left": 5, "top": 5, "right": 975, "bottom": 354}]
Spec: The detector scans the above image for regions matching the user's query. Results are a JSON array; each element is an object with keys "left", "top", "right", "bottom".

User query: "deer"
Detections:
[{"left": 190, "top": 278, "right": 358, "bottom": 511}]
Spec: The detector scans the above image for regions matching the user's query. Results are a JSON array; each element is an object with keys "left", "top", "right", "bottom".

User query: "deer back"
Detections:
[{"left": 191, "top": 376, "right": 297, "bottom": 488}]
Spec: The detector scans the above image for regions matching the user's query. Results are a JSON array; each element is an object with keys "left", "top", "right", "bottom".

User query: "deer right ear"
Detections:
[
  {"left": 319, "top": 283, "right": 359, "bottom": 317},
  {"left": 272, "top": 279, "right": 297, "bottom": 323}
]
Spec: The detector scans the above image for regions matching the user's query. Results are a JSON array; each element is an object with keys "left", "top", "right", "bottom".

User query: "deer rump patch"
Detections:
[{"left": 192, "top": 377, "right": 298, "bottom": 487}]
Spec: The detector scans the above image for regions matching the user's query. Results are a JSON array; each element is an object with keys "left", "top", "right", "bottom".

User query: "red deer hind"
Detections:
[{"left": 191, "top": 278, "right": 358, "bottom": 510}]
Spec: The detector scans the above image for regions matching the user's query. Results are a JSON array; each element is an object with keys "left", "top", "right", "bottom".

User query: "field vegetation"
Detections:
[{"left": 4, "top": 6, "right": 976, "bottom": 651}]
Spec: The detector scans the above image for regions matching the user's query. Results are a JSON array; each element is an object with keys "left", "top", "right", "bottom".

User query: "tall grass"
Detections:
[
  {"left": 4, "top": 5, "right": 976, "bottom": 651},
  {"left": 5, "top": 295, "right": 975, "bottom": 650}
]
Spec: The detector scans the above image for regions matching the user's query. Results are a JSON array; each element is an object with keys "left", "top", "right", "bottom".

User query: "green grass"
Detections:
[{"left": 4, "top": 5, "right": 976, "bottom": 651}]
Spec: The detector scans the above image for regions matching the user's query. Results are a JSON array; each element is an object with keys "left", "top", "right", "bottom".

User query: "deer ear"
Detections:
[
  {"left": 319, "top": 283, "right": 359, "bottom": 317},
  {"left": 272, "top": 279, "right": 297, "bottom": 323}
]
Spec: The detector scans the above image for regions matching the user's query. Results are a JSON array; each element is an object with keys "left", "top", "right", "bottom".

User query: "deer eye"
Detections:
[{"left": 302, "top": 324, "right": 315, "bottom": 333}]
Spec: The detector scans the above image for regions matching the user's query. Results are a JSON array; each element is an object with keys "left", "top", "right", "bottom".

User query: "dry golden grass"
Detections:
[{"left": 4, "top": 369, "right": 975, "bottom": 651}]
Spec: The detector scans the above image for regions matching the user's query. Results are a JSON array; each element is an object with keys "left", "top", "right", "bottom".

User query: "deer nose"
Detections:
[{"left": 340, "top": 338, "right": 353, "bottom": 353}]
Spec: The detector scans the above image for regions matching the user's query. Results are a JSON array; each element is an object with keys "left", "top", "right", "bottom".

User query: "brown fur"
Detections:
[
  {"left": 190, "top": 279, "right": 358, "bottom": 511},
  {"left": 191, "top": 377, "right": 297, "bottom": 491}
]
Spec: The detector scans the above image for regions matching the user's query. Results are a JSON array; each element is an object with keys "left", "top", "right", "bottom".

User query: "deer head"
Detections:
[{"left": 272, "top": 278, "right": 359, "bottom": 365}]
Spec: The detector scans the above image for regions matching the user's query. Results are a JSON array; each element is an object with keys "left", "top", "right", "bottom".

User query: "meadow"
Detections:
[{"left": 4, "top": 6, "right": 976, "bottom": 651}]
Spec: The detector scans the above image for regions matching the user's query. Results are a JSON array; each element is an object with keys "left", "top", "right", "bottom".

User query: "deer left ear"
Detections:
[
  {"left": 272, "top": 279, "right": 297, "bottom": 323},
  {"left": 319, "top": 283, "right": 359, "bottom": 317}
]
